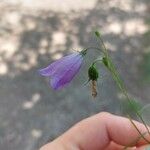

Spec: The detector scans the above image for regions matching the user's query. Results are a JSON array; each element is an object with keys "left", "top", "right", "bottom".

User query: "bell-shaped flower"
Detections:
[{"left": 39, "top": 52, "right": 84, "bottom": 90}]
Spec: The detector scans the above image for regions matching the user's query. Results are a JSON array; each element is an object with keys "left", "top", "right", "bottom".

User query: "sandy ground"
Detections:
[{"left": 0, "top": 0, "right": 149, "bottom": 150}]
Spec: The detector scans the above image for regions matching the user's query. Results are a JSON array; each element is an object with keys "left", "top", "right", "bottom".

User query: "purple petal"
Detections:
[
  {"left": 38, "top": 53, "right": 79, "bottom": 76},
  {"left": 51, "top": 53, "right": 82, "bottom": 78},
  {"left": 50, "top": 56, "right": 83, "bottom": 90}
]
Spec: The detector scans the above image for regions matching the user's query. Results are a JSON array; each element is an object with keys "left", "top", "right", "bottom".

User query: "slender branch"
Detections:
[
  {"left": 84, "top": 47, "right": 103, "bottom": 53},
  {"left": 107, "top": 51, "right": 150, "bottom": 137},
  {"left": 92, "top": 56, "right": 103, "bottom": 65},
  {"left": 95, "top": 33, "right": 150, "bottom": 141},
  {"left": 128, "top": 115, "right": 150, "bottom": 143}
]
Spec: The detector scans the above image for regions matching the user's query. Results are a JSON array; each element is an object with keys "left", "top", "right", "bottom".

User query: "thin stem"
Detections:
[
  {"left": 92, "top": 56, "right": 103, "bottom": 65},
  {"left": 84, "top": 47, "right": 103, "bottom": 53},
  {"left": 98, "top": 36, "right": 109, "bottom": 58},
  {"left": 95, "top": 34, "right": 150, "bottom": 141},
  {"left": 128, "top": 115, "right": 150, "bottom": 143},
  {"left": 107, "top": 52, "right": 150, "bottom": 137},
  {"left": 112, "top": 63, "right": 150, "bottom": 137}
]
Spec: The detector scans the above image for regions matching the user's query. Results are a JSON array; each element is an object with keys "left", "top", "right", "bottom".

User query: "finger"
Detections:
[
  {"left": 41, "top": 112, "right": 150, "bottom": 150},
  {"left": 59, "top": 112, "right": 150, "bottom": 149}
]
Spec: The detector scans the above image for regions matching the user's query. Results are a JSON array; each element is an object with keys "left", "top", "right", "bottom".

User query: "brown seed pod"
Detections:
[{"left": 91, "top": 80, "right": 97, "bottom": 98}]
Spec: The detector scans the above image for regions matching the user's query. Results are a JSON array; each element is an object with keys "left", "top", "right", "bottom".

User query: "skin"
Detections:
[{"left": 40, "top": 112, "right": 150, "bottom": 150}]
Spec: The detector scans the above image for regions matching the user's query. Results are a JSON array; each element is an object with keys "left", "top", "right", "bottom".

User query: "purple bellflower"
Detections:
[{"left": 39, "top": 51, "right": 85, "bottom": 90}]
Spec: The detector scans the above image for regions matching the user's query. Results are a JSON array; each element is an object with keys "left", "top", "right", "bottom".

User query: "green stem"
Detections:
[
  {"left": 95, "top": 33, "right": 150, "bottom": 142},
  {"left": 107, "top": 51, "right": 150, "bottom": 137},
  {"left": 92, "top": 56, "right": 103, "bottom": 65},
  {"left": 128, "top": 115, "right": 150, "bottom": 143},
  {"left": 84, "top": 47, "right": 103, "bottom": 53}
]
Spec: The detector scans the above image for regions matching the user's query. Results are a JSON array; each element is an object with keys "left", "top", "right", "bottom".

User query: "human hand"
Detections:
[{"left": 40, "top": 112, "right": 150, "bottom": 150}]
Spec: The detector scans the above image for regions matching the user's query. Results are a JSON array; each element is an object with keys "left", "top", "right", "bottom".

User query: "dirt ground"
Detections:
[{"left": 0, "top": 0, "right": 149, "bottom": 150}]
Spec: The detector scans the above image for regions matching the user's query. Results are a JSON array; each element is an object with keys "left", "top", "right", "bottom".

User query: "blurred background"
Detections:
[{"left": 0, "top": 0, "right": 150, "bottom": 150}]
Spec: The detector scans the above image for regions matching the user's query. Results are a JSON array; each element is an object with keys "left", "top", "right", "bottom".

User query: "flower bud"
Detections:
[
  {"left": 80, "top": 49, "right": 87, "bottom": 56},
  {"left": 95, "top": 31, "right": 101, "bottom": 37},
  {"left": 88, "top": 65, "right": 99, "bottom": 81}
]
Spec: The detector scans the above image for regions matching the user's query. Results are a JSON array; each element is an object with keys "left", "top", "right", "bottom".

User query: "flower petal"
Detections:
[
  {"left": 50, "top": 53, "right": 82, "bottom": 78},
  {"left": 38, "top": 53, "right": 79, "bottom": 76},
  {"left": 50, "top": 77, "right": 60, "bottom": 90},
  {"left": 50, "top": 56, "right": 83, "bottom": 90}
]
